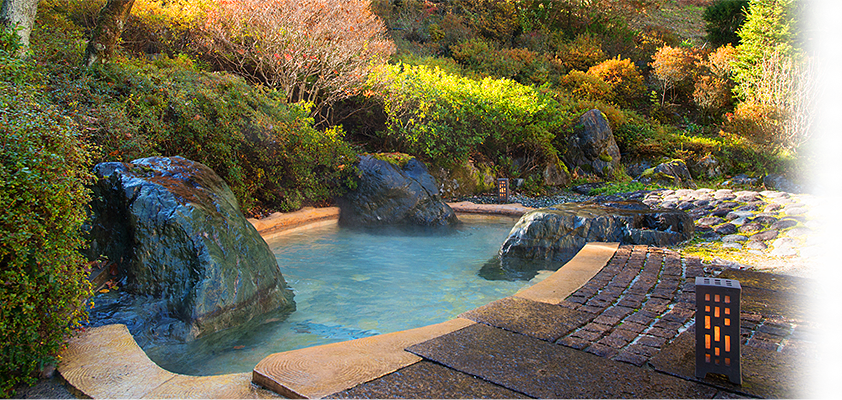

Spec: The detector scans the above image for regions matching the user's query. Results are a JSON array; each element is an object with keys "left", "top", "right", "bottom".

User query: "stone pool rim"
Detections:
[{"left": 58, "top": 203, "right": 618, "bottom": 398}]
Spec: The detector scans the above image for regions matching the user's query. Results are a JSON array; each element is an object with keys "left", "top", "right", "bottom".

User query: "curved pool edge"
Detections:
[
  {"left": 56, "top": 324, "right": 281, "bottom": 399},
  {"left": 252, "top": 241, "right": 619, "bottom": 399},
  {"left": 60, "top": 204, "right": 618, "bottom": 399},
  {"left": 247, "top": 202, "right": 535, "bottom": 238}
]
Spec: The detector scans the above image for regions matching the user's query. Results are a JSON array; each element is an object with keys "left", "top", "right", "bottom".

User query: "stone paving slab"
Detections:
[
  {"left": 325, "top": 361, "right": 530, "bottom": 399},
  {"left": 651, "top": 328, "right": 817, "bottom": 398},
  {"left": 58, "top": 324, "right": 280, "bottom": 399},
  {"left": 407, "top": 323, "right": 721, "bottom": 399},
  {"left": 718, "top": 269, "right": 814, "bottom": 293},
  {"left": 458, "top": 296, "right": 594, "bottom": 342},
  {"left": 252, "top": 318, "right": 474, "bottom": 399}
]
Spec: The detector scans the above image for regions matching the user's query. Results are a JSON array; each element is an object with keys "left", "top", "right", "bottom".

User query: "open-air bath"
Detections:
[{"left": 89, "top": 214, "right": 552, "bottom": 376}]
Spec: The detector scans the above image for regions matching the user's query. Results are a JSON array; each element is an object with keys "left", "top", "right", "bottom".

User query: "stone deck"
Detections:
[{"left": 57, "top": 203, "right": 818, "bottom": 398}]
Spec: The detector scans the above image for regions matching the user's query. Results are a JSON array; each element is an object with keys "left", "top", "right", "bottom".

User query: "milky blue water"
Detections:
[{"left": 146, "top": 215, "right": 550, "bottom": 375}]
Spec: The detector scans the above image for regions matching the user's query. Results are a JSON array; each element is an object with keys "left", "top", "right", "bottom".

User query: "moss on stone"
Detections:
[
  {"left": 598, "top": 152, "right": 613, "bottom": 163},
  {"left": 368, "top": 152, "right": 415, "bottom": 168}
]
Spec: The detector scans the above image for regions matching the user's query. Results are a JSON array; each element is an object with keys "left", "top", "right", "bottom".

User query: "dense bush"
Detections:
[
  {"left": 703, "top": 0, "right": 749, "bottom": 47},
  {"left": 737, "top": 0, "right": 842, "bottom": 76},
  {"left": 123, "top": 0, "right": 212, "bottom": 56},
  {"left": 198, "top": 0, "right": 395, "bottom": 118},
  {"left": 559, "top": 70, "right": 612, "bottom": 103},
  {"left": 450, "top": 38, "right": 564, "bottom": 85},
  {"left": 0, "top": 36, "right": 93, "bottom": 396},
  {"left": 454, "top": 0, "right": 520, "bottom": 43},
  {"left": 586, "top": 57, "right": 645, "bottom": 108},
  {"left": 556, "top": 33, "right": 607, "bottom": 72},
  {"left": 731, "top": 0, "right": 800, "bottom": 102},
  {"left": 369, "top": 63, "right": 573, "bottom": 174},
  {"left": 633, "top": 25, "right": 681, "bottom": 64},
  {"left": 50, "top": 56, "right": 358, "bottom": 212},
  {"left": 693, "top": 44, "right": 737, "bottom": 115}
]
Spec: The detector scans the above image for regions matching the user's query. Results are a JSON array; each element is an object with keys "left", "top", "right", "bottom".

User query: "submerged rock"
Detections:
[
  {"left": 86, "top": 156, "right": 295, "bottom": 340},
  {"left": 338, "top": 155, "right": 458, "bottom": 227},
  {"left": 500, "top": 200, "right": 693, "bottom": 264}
]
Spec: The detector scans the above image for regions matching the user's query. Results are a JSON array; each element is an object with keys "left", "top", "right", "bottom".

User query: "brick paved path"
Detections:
[
  {"left": 554, "top": 245, "right": 811, "bottom": 370},
  {"left": 558, "top": 245, "right": 696, "bottom": 365}
]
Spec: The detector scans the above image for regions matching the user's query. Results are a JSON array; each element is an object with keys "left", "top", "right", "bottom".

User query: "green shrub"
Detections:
[
  {"left": 455, "top": 0, "right": 520, "bottom": 43},
  {"left": 633, "top": 25, "right": 681, "bottom": 63},
  {"left": 123, "top": 0, "right": 214, "bottom": 56},
  {"left": 369, "top": 62, "right": 573, "bottom": 171},
  {"left": 703, "top": 0, "right": 749, "bottom": 47},
  {"left": 51, "top": 55, "right": 358, "bottom": 213},
  {"left": 0, "top": 40, "right": 93, "bottom": 395}
]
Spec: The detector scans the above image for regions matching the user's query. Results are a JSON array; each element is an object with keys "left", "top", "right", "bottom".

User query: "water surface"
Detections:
[{"left": 145, "top": 215, "right": 551, "bottom": 375}]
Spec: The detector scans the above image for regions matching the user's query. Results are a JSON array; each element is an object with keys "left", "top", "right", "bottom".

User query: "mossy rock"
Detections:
[
  {"left": 429, "top": 159, "right": 496, "bottom": 198},
  {"left": 368, "top": 152, "right": 415, "bottom": 168}
]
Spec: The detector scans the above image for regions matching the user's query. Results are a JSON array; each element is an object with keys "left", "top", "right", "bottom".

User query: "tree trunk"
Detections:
[
  {"left": 83, "top": 0, "right": 135, "bottom": 67},
  {"left": 0, "top": 0, "right": 40, "bottom": 56}
]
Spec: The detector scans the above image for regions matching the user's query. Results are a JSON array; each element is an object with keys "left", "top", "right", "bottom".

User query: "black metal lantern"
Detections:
[
  {"left": 695, "top": 277, "right": 741, "bottom": 384},
  {"left": 496, "top": 178, "right": 509, "bottom": 204}
]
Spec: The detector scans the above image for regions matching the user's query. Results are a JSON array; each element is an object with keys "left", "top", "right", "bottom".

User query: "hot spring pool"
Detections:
[{"left": 143, "top": 214, "right": 551, "bottom": 376}]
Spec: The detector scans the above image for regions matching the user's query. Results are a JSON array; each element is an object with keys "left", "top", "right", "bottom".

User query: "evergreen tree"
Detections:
[
  {"left": 734, "top": 0, "right": 842, "bottom": 95},
  {"left": 731, "top": 0, "right": 800, "bottom": 101},
  {"left": 703, "top": 0, "right": 749, "bottom": 47}
]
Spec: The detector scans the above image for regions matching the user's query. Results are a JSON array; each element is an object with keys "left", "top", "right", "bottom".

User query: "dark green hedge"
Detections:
[{"left": 0, "top": 34, "right": 93, "bottom": 396}]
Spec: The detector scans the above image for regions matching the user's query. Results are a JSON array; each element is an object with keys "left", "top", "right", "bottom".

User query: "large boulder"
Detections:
[
  {"left": 564, "top": 109, "right": 621, "bottom": 179},
  {"left": 542, "top": 160, "right": 572, "bottom": 187},
  {"left": 86, "top": 156, "right": 294, "bottom": 340},
  {"left": 429, "top": 159, "right": 496, "bottom": 199},
  {"left": 338, "top": 155, "right": 458, "bottom": 227},
  {"left": 500, "top": 200, "right": 693, "bottom": 264}
]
